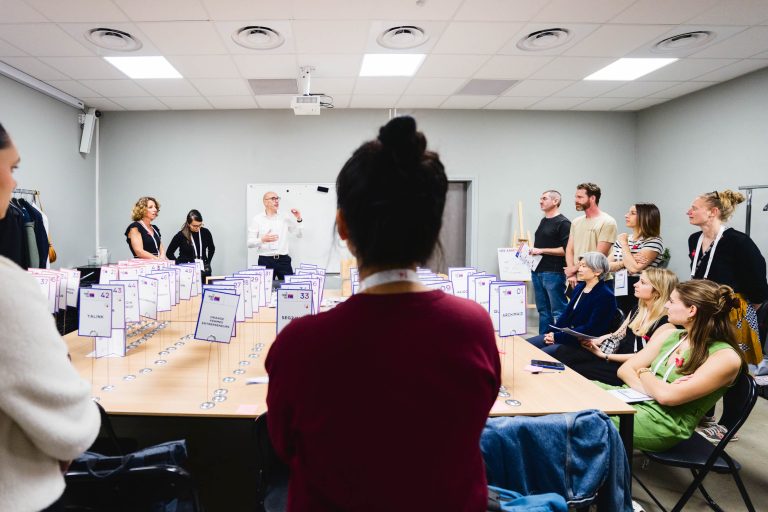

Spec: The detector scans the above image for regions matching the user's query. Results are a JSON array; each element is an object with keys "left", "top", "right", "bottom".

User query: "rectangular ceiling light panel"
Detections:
[
  {"left": 105, "top": 56, "right": 182, "bottom": 79},
  {"left": 584, "top": 58, "right": 678, "bottom": 81},
  {"left": 359, "top": 54, "right": 425, "bottom": 77}
]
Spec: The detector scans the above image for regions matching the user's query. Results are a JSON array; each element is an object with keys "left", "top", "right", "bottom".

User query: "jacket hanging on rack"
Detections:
[
  {"left": 18, "top": 198, "right": 49, "bottom": 268},
  {"left": 0, "top": 200, "right": 29, "bottom": 269}
]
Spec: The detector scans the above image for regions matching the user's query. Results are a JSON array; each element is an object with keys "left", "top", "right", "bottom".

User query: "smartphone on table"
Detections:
[{"left": 530, "top": 359, "right": 565, "bottom": 371}]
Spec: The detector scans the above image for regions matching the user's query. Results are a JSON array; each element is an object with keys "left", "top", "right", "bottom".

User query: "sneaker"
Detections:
[
  {"left": 696, "top": 424, "right": 739, "bottom": 443},
  {"left": 698, "top": 414, "right": 718, "bottom": 428},
  {"left": 632, "top": 500, "right": 646, "bottom": 512}
]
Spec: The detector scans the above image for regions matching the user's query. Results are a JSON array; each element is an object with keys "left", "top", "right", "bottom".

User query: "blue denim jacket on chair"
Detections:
[{"left": 481, "top": 410, "right": 632, "bottom": 512}]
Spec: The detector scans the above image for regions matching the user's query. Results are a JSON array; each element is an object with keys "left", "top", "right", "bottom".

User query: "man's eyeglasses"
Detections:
[{"left": 266, "top": 196, "right": 281, "bottom": 201}]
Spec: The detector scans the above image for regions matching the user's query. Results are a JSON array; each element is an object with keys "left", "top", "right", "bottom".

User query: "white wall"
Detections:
[
  {"left": 0, "top": 75, "right": 96, "bottom": 269},
  {"left": 637, "top": 67, "right": 768, "bottom": 280},
  {"left": 98, "top": 108, "right": 637, "bottom": 275}
]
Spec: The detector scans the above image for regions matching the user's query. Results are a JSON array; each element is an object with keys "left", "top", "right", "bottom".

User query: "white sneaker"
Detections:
[{"left": 632, "top": 500, "right": 646, "bottom": 512}]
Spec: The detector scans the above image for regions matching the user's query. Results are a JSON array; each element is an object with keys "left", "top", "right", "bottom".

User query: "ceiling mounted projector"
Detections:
[{"left": 291, "top": 95, "right": 321, "bottom": 115}]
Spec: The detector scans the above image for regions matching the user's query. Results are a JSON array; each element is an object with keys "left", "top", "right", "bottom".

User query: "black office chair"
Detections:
[
  {"left": 253, "top": 412, "right": 289, "bottom": 512},
  {"left": 632, "top": 371, "right": 757, "bottom": 512}
]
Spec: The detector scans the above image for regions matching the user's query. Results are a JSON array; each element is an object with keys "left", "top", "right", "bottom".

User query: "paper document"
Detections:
[
  {"left": 608, "top": 388, "right": 653, "bottom": 403},
  {"left": 548, "top": 325, "right": 600, "bottom": 340}
]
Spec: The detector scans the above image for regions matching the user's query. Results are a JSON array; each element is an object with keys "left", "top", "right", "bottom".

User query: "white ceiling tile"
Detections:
[
  {"left": 214, "top": 20, "right": 296, "bottom": 55},
  {"left": 353, "top": 77, "right": 410, "bottom": 95},
  {"left": 291, "top": 20, "right": 368, "bottom": 54},
  {"left": 454, "top": 0, "right": 546, "bottom": 22},
  {"left": 189, "top": 78, "right": 251, "bottom": 96},
  {"left": 254, "top": 95, "right": 293, "bottom": 108},
  {"left": 570, "top": 97, "right": 634, "bottom": 110},
  {"left": 552, "top": 80, "right": 623, "bottom": 97},
  {"left": 295, "top": 54, "right": 361, "bottom": 77},
  {"left": 79, "top": 79, "right": 150, "bottom": 97},
  {"left": 611, "top": 0, "right": 720, "bottom": 24},
  {"left": 349, "top": 94, "right": 400, "bottom": 108},
  {"left": 691, "top": 27, "right": 768, "bottom": 59},
  {"left": 564, "top": 24, "right": 672, "bottom": 57},
  {"left": 25, "top": 0, "right": 127, "bottom": 22},
  {"left": 638, "top": 58, "right": 737, "bottom": 80},
  {"left": 432, "top": 22, "right": 523, "bottom": 54},
  {"left": 534, "top": 0, "right": 634, "bottom": 23},
  {"left": 46, "top": 79, "right": 99, "bottom": 97},
  {"left": 137, "top": 21, "right": 228, "bottom": 55},
  {"left": 614, "top": 97, "right": 670, "bottom": 110},
  {"left": 440, "top": 96, "right": 494, "bottom": 109},
  {"left": 307, "top": 77, "right": 356, "bottom": 95},
  {"left": 530, "top": 97, "right": 589, "bottom": 109},
  {"left": 688, "top": 0, "right": 768, "bottom": 25},
  {"left": 330, "top": 95, "right": 350, "bottom": 108},
  {"left": 111, "top": 96, "right": 169, "bottom": 110},
  {"left": 201, "top": 0, "right": 292, "bottom": 20},
  {"left": 503, "top": 79, "right": 573, "bottom": 96},
  {"left": 207, "top": 96, "right": 258, "bottom": 109},
  {"left": 473, "top": 55, "right": 553, "bottom": 79},
  {"left": 82, "top": 97, "right": 124, "bottom": 110},
  {"left": 114, "top": 0, "right": 208, "bottom": 22},
  {"left": 158, "top": 96, "right": 212, "bottom": 110},
  {"left": 396, "top": 95, "right": 448, "bottom": 108},
  {"left": 0, "top": 23, "right": 92, "bottom": 56},
  {"left": 41, "top": 56, "right": 126, "bottom": 79},
  {"left": 292, "top": 0, "right": 374, "bottom": 20},
  {"left": 404, "top": 78, "right": 465, "bottom": 95},
  {"left": 484, "top": 96, "right": 540, "bottom": 109},
  {"left": 166, "top": 56, "right": 240, "bottom": 78},
  {"left": 528, "top": 56, "right": 614, "bottom": 79},
  {"left": 499, "top": 23, "right": 600, "bottom": 56},
  {"left": 753, "top": 50, "right": 768, "bottom": 59},
  {"left": 693, "top": 58, "right": 768, "bottom": 81},
  {"left": 232, "top": 54, "right": 298, "bottom": 78},
  {"left": 1, "top": 57, "right": 70, "bottom": 79},
  {"left": 57, "top": 23, "right": 162, "bottom": 57},
  {"left": 133, "top": 79, "right": 200, "bottom": 96},
  {"left": 601, "top": 81, "right": 681, "bottom": 97},
  {"left": 0, "top": 39, "right": 26, "bottom": 56},
  {"left": 416, "top": 54, "right": 488, "bottom": 77},
  {"left": 648, "top": 81, "right": 716, "bottom": 98},
  {"left": 371, "top": 0, "right": 462, "bottom": 21},
  {"left": 0, "top": 0, "right": 47, "bottom": 23}
]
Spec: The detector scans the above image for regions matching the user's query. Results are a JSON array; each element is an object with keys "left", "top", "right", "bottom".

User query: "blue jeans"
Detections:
[{"left": 531, "top": 271, "right": 568, "bottom": 334}]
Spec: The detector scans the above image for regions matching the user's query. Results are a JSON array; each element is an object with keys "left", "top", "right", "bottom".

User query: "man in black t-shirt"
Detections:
[{"left": 530, "top": 190, "right": 571, "bottom": 334}]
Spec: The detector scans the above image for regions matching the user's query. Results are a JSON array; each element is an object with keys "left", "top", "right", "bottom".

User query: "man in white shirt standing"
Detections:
[{"left": 247, "top": 191, "right": 303, "bottom": 280}]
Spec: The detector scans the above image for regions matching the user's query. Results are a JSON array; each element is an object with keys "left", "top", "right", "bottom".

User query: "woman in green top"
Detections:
[{"left": 606, "top": 279, "right": 744, "bottom": 452}]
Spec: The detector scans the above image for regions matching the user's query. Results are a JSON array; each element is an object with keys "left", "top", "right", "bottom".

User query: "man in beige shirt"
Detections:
[{"left": 564, "top": 183, "right": 617, "bottom": 287}]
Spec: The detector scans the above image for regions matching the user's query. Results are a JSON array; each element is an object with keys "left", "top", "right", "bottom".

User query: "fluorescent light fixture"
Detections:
[
  {"left": 359, "top": 53, "right": 425, "bottom": 77},
  {"left": 584, "top": 58, "right": 677, "bottom": 81},
  {"left": 104, "top": 56, "right": 182, "bottom": 79},
  {"left": 0, "top": 61, "right": 84, "bottom": 109}
]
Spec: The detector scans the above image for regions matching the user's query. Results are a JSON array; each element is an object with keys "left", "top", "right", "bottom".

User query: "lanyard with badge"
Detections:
[
  {"left": 690, "top": 226, "right": 725, "bottom": 278},
  {"left": 140, "top": 221, "right": 159, "bottom": 255},
  {"left": 652, "top": 336, "right": 686, "bottom": 383},
  {"left": 191, "top": 231, "right": 203, "bottom": 259},
  {"left": 359, "top": 269, "right": 421, "bottom": 292}
]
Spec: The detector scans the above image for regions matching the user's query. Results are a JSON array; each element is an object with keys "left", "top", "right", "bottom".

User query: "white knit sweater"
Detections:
[{"left": 0, "top": 256, "right": 100, "bottom": 511}]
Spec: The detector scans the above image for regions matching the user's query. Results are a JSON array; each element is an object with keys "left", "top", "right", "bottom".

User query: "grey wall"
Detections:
[
  {"left": 0, "top": 74, "right": 96, "bottom": 269},
  {"left": 98, "top": 108, "right": 637, "bottom": 275},
  {"left": 637, "top": 67, "right": 768, "bottom": 280}
]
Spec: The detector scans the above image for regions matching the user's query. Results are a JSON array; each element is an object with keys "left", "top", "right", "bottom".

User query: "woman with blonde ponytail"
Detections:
[{"left": 602, "top": 280, "right": 744, "bottom": 452}]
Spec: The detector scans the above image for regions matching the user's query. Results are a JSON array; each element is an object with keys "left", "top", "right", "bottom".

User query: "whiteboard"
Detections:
[{"left": 246, "top": 183, "right": 350, "bottom": 273}]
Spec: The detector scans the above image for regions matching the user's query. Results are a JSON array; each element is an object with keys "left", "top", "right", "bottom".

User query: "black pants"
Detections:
[{"left": 258, "top": 255, "right": 294, "bottom": 280}]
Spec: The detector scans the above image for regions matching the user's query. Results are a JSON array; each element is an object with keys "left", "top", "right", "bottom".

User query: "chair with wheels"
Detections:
[{"left": 632, "top": 371, "right": 757, "bottom": 512}]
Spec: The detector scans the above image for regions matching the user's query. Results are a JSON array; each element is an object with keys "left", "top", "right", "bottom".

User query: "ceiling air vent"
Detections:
[
  {"left": 652, "top": 31, "right": 714, "bottom": 53},
  {"left": 517, "top": 28, "right": 571, "bottom": 51},
  {"left": 233, "top": 26, "right": 284, "bottom": 50},
  {"left": 377, "top": 26, "right": 428, "bottom": 50},
  {"left": 85, "top": 28, "right": 142, "bottom": 51}
]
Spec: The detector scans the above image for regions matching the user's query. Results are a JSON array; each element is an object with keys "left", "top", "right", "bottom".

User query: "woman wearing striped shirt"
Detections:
[{"left": 609, "top": 203, "right": 664, "bottom": 315}]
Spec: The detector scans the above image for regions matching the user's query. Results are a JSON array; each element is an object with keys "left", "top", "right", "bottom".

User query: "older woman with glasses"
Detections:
[{"left": 527, "top": 251, "right": 617, "bottom": 356}]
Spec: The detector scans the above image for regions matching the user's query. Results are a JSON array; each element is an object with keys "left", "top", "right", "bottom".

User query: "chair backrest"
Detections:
[{"left": 718, "top": 371, "right": 757, "bottom": 435}]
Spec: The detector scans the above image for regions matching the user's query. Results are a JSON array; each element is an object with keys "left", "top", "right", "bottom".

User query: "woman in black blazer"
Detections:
[
  {"left": 527, "top": 251, "right": 616, "bottom": 356},
  {"left": 165, "top": 209, "right": 215, "bottom": 276}
]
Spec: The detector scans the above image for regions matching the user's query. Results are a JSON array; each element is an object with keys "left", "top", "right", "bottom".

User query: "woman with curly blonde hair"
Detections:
[{"left": 125, "top": 196, "right": 165, "bottom": 259}]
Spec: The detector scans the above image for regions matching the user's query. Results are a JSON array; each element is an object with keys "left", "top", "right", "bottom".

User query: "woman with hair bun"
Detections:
[
  {"left": 604, "top": 280, "right": 745, "bottom": 452},
  {"left": 265, "top": 117, "right": 501, "bottom": 511}
]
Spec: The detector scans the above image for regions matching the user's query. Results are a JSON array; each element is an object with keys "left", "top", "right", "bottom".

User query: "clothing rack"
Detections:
[
  {"left": 12, "top": 188, "right": 39, "bottom": 197},
  {"left": 737, "top": 185, "right": 768, "bottom": 236}
]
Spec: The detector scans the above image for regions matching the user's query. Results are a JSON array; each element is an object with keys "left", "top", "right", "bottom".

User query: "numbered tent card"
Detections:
[
  {"left": 203, "top": 285, "right": 239, "bottom": 336},
  {"left": 221, "top": 278, "right": 247, "bottom": 322},
  {"left": 92, "top": 283, "right": 126, "bottom": 329},
  {"left": 350, "top": 268, "right": 359, "bottom": 284},
  {"left": 138, "top": 275, "right": 159, "bottom": 320},
  {"left": 284, "top": 275, "right": 320, "bottom": 314},
  {"left": 498, "top": 283, "right": 527, "bottom": 337},
  {"left": 498, "top": 248, "right": 531, "bottom": 281},
  {"left": 277, "top": 288, "right": 313, "bottom": 334},
  {"left": 78, "top": 288, "right": 113, "bottom": 338},
  {"left": 489, "top": 281, "right": 519, "bottom": 332},
  {"left": 94, "top": 328, "right": 126, "bottom": 358},
  {"left": 99, "top": 265, "right": 118, "bottom": 284},
  {"left": 473, "top": 275, "right": 497, "bottom": 312},
  {"left": 467, "top": 272, "right": 490, "bottom": 303},
  {"left": 236, "top": 270, "right": 262, "bottom": 314},
  {"left": 111, "top": 279, "right": 139, "bottom": 323},
  {"left": 227, "top": 276, "right": 253, "bottom": 318},
  {"left": 62, "top": 268, "right": 81, "bottom": 308},
  {"left": 177, "top": 264, "right": 195, "bottom": 300},
  {"left": 117, "top": 265, "right": 140, "bottom": 281},
  {"left": 194, "top": 289, "right": 239, "bottom": 343},
  {"left": 147, "top": 271, "right": 172, "bottom": 311},
  {"left": 245, "top": 267, "right": 268, "bottom": 307},
  {"left": 424, "top": 280, "right": 454, "bottom": 295},
  {"left": 295, "top": 269, "right": 326, "bottom": 302},
  {"left": 170, "top": 266, "right": 180, "bottom": 305},
  {"left": 448, "top": 267, "right": 475, "bottom": 299}
]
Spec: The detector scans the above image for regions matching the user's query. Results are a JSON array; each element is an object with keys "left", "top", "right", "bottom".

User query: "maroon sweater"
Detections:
[{"left": 266, "top": 290, "right": 501, "bottom": 512}]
